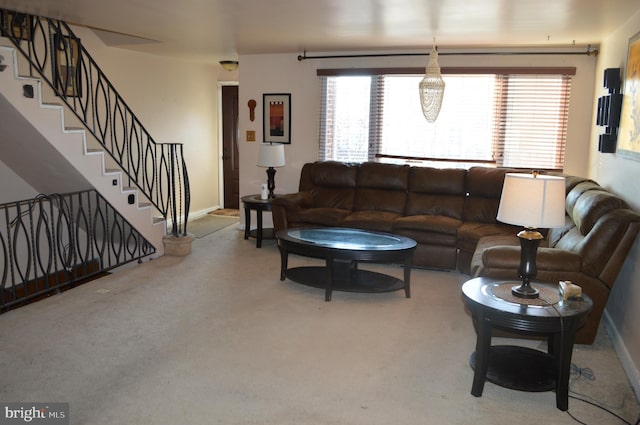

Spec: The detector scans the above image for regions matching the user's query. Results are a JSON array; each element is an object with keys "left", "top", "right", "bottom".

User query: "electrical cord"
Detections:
[
  {"left": 568, "top": 393, "right": 638, "bottom": 425},
  {"left": 539, "top": 294, "right": 639, "bottom": 425}
]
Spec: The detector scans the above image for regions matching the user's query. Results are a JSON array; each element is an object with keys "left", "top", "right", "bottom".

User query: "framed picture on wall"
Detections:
[
  {"left": 618, "top": 31, "right": 640, "bottom": 160},
  {"left": 263, "top": 93, "right": 291, "bottom": 144},
  {"left": 1, "top": 11, "right": 33, "bottom": 41},
  {"left": 52, "top": 34, "right": 82, "bottom": 98}
]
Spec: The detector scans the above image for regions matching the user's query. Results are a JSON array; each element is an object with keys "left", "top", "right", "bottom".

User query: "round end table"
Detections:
[{"left": 461, "top": 277, "right": 593, "bottom": 411}]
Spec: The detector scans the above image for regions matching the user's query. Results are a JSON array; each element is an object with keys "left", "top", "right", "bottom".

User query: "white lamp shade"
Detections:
[
  {"left": 497, "top": 173, "right": 566, "bottom": 228},
  {"left": 257, "top": 143, "right": 285, "bottom": 167}
]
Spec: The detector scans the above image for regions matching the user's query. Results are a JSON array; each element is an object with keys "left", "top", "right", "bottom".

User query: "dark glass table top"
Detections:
[
  {"left": 462, "top": 277, "right": 593, "bottom": 319},
  {"left": 281, "top": 228, "right": 416, "bottom": 251}
]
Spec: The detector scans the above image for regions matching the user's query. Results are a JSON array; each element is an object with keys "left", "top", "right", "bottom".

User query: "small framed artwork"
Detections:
[
  {"left": 618, "top": 31, "right": 640, "bottom": 160},
  {"left": 52, "top": 34, "right": 82, "bottom": 97},
  {"left": 263, "top": 93, "right": 291, "bottom": 144},
  {"left": 1, "top": 11, "right": 33, "bottom": 41}
]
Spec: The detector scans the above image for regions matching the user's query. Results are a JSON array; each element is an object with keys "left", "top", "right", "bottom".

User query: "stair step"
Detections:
[{"left": 2, "top": 43, "right": 164, "bottom": 255}]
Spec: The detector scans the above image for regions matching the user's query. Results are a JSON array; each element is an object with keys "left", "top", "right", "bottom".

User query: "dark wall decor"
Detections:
[
  {"left": 596, "top": 68, "right": 622, "bottom": 153},
  {"left": 0, "top": 10, "right": 33, "bottom": 41},
  {"left": 263, "top": 93, "right": 291, "bottom": 144},
  {"left": 52, "top": 34, "right": 82, "bottom": 97}
]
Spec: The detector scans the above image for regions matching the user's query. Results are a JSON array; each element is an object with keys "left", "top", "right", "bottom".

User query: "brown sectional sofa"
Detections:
[{"left": 271, "top": 161, "right": 640, "bottom": 344}]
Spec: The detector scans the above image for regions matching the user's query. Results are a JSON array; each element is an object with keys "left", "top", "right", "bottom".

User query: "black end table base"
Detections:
[
  {"left": 470, "top": 346, "right": 556, "bottom": 392},
  {"left": 285, "top": 266, "right": 407, "bottom": 299}
]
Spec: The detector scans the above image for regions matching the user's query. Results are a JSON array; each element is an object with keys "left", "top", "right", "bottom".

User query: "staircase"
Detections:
[
  {"left": 0, "top": 44, "right": 166, "bottom": 254},
  {"left": 0, "top": 9, "right": 191, "bottom": 256}
]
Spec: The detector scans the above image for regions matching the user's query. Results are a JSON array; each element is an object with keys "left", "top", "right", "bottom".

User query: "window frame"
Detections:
[{"left": 317, "top": 66, "right": 576, "bottom": 171}]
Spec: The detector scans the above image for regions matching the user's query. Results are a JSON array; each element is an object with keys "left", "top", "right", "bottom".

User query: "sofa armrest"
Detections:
[
  {"left": 271, "top": 192, "right": 314, "bottom": 234},
  {"left": 482, "top": 246, "right": 582, "bottom": 272},
  {"left": 272, "top": 192, "right": 313, "bottom": 210}
]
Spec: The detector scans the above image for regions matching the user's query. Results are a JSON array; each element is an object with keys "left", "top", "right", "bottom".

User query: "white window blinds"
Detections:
[
  {"left": 494, "top": 74, "right": 571, "bottom": 169},
  {"left": 318, "top": 68, "right": 574, "bottom": 170}
]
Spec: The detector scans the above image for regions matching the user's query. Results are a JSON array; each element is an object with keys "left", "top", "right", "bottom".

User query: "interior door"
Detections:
[{"left": 222, "top": 85, "right": 240, "bottom": 209}]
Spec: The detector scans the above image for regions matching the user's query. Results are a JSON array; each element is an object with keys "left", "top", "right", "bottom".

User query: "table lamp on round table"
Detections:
[
  {"left": 257, "top": 143, "right": 285, "bottom": 198},
  {"left": 496, "top": 172, "right": 566, "bottom": 299}
]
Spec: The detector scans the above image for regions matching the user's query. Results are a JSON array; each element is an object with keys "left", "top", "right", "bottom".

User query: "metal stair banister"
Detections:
[{"left": 0, "top": 9, "right": 190, "bottom": 237}]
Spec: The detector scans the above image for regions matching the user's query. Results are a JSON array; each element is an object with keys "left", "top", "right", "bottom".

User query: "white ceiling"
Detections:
[{"left": 2, "top": 0, "right": 639, "bottom": 64}]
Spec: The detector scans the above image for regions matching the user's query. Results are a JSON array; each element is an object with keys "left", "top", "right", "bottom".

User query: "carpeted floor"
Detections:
[{"left": 0, "top": 226, "right": 638, "bottom": 425}]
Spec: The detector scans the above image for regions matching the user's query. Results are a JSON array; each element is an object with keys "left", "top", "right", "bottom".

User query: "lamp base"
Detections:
[
  {"left": 266, "top": 167, "right": 276, "bottom": 198},
  {"left": 513, "top": 228, "right": 544, "bottom": 299},
  {"left": 511, "top": 282, "right": 539, "bottom": 299}
]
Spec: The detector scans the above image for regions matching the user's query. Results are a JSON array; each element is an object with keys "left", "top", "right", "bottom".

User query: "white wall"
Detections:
[
  {"left": 72, "top": 27, "right": 223, "bottom": 217},
  {"left": 590, "top": 9, "right": 640, "bottom": 396},
  {"left": 0, "top": 159, "right": 38, "bottom": 204},
  {"left": 238, "top": 49, "right": 597, "bottom": 224}
]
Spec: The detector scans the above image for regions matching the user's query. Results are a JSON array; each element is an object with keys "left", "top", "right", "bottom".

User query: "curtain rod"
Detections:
[{"left": 297, "top": 45, "right": 598, "bottom": 61}]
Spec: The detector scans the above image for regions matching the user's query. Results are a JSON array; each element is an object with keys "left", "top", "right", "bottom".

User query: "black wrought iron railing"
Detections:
[
  {"left": 0, "top": 9, "right": 190, "bottom": 236},
  {"left": 0, "top": 190, "right": 155, "bottom": 312}
]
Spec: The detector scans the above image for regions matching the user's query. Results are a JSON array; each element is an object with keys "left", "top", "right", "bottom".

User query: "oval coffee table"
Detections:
[{"left": 277, "top": 227, "right": 417, "bottom": 301}]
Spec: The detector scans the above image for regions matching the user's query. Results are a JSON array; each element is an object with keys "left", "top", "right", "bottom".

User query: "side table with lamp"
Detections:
[
  {"left": 243, "top": 143, "right": 285, "bottom": 248},
  {"left": 462, "top": 171, "right": 593, "bottom": 411}
]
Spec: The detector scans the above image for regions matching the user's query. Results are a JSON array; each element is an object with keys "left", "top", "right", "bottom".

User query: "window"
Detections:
[
  {"left": 318, "top": 68, "right": 573, "bottom": 170},
  {"left": 319, "top": 76, "right": 372, "bottom": 162}
]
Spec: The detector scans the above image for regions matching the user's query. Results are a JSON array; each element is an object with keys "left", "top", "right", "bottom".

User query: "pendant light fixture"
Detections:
[{"left": 419, "top": 42, "right": 445, "bottom": 123}]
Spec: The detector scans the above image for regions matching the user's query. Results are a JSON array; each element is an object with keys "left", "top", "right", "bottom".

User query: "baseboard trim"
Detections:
[{"left": 603, "top": 309, "right": 640, "bottom": 401}]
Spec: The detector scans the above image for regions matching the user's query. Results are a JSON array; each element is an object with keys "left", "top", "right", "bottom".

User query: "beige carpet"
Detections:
[
  {"left": 188, "top": 214, "right": 239, "bottom": 238},
  {"left": 0, "top": 226, "right": 638, "bottom": 425}
]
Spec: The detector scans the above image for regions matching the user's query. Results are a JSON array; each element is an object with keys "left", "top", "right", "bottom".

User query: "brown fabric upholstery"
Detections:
[{"left": 272, "top": 161, "right": 640, "bottom": 344}]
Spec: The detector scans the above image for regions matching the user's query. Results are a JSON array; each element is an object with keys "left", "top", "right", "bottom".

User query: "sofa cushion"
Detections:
[
  {"left": 341, "top": 211, "right": 401, "bottom": 233},
  {"left": 354, "top": 188, "right": 407, "bottom": 214},
  {"left": 565, "top": 181, "right": 601, "bottom": 216},
  {"left": 406, "top": 167, "right": 466, "bottom": 219},
  {"left": 300, "top": 161, "right": 358, "bottom": 191},
  {"left": 394, "top": 215, "right": 461, "bottom": 236},
  {"left": 572, "top": 190, "right": 630, "bottom": 235},
  {"left": 408, "top": 166, "right": 466, "bottom": 194},
  {"left": 462, "top": 167, "right": 511, "bottom": 223},
  {"left": 457, "top": 222, "right": 518, "bottom": 253},
  {"left": 287, "top": 207, "right": 351, "bottom": 227},
  {"left": 297, "top": 161, "right": 359, "bottom": 210},
  {"left": 546, "top": 215, "right": 576, "bottom": 248},
  {"left": 311, "top": 187, "right": 356, "bottom": 210},
  {"left": 352, "top": 163, "right": 409, "bottom": 214},
  {"left": 357, "top": 162, "right": 410, "bottom": 190}
]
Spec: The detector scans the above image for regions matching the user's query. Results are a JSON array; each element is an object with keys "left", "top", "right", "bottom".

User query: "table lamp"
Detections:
[
  {"left": 497, "top": 172, "right": 566, "bottom": 299},
  {"left": 257, "top": 143, "right": 285, "bottom": 198}
]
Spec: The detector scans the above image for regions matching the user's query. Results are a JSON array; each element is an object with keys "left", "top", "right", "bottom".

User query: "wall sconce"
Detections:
[{"left": 219, "top": 60, "right": 239, "bottom": 72}]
